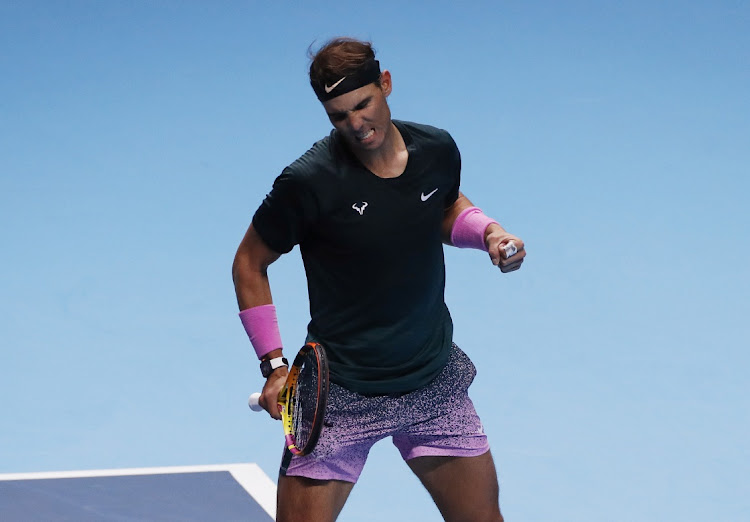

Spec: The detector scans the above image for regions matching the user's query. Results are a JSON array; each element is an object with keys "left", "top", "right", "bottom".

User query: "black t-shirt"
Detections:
[{"left": 252, "top": 120, "right": 461, "bottom": 394}]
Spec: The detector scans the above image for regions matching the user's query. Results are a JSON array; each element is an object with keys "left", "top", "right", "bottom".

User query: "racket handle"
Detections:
[{"left": 248, "top": 392, "right": 263, "bottom": 412}]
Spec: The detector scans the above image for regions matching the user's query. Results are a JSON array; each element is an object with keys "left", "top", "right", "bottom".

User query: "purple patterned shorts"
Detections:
[{"left": 282, "top": 344, "right": 490, "bottom": 483}]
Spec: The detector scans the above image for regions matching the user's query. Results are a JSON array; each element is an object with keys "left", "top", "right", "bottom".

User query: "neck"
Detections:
[{"left": 352, "top": 122, "right": 407, "bottom": 179}]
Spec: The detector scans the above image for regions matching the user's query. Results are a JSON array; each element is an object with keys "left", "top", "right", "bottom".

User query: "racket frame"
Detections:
[{"left": 277, "top": 342, "right": 329, "bottom": 456}]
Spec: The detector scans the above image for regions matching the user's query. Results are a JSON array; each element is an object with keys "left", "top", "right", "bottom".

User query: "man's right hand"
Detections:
[{"left": 259, "top": 367, "right": 288, "bottom": 420}]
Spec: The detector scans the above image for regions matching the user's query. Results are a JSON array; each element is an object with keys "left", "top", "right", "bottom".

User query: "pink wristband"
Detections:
[
  {"left": 239, "top": 304, "right": 283, "bottom": 359},
  {"left": 450, "top": 207, "right": 499, "bottom": 252}
]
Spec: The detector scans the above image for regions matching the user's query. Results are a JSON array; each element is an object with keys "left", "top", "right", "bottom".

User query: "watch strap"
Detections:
[{"left": 260, "top": 356, "right": 288, "bottom": 378}]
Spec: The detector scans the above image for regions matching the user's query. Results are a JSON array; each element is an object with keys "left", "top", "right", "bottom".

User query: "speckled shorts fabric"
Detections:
[{"left": 282, "top": 344, "right": 490, "bottom": 483}]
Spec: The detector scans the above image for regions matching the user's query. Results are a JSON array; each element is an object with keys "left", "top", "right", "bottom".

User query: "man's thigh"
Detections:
[
  {"left": 407, "top": 451, "right": 504, "bottom": 522},
  {"left": 392, "top": 344, "right": 489, "bottom": 461},
  {"left": 277, "top": 475, "right": 355, "bottom": 522}
]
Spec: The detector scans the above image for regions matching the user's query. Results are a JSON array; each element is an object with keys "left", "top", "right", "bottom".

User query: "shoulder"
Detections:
[
  {"left": 283, "top": 131, "right": 346, "bottom": 185},
  {"left": 395, "top": 120, "right": 460, "bottom": 169},
  {"left": 267, "top": 131, "right": 353, "bottom": 215},
  {"left": 395, "top": 120, "right": 457, "bottom": 149}
]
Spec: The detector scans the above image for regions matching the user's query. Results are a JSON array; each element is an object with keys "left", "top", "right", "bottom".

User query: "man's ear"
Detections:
[{"left": 380, "top": 70, "right": 393, "bottom": 97}]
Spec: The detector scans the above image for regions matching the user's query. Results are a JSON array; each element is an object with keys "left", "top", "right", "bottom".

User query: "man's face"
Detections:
[{"left": 322, "top": 71, "right": 393, "bottom": 154}]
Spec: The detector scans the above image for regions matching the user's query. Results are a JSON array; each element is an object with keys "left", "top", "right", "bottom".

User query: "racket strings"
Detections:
[{"left": 292, "top": 353, "right": 320, "bottom": 450}]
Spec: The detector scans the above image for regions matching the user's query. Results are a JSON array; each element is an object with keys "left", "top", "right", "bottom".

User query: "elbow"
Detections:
[
  {"left": 232, "top": 246, "right": 250, "bottom": 288},
  {"left": 232, "top": 225, "right": 279, "bottom": 287},
  {"left": 232, "top": 243, "right": 269, "bottom": 288},
  {"left": 231, "top": 254, "right": 240, "bottom": 285}
]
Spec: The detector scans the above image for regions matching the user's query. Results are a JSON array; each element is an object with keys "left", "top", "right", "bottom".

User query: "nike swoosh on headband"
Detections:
[{"left": 324, "top": 77, "right": 347, "bottom": 93}]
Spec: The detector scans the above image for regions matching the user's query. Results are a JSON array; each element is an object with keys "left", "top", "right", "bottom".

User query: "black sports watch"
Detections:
[{"left": 260, "top": 357, "right": 288, "bottom": 378}]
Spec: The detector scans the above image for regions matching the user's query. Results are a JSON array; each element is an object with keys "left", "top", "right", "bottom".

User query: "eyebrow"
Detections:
[{"left": 326, "top": 96, "right": 373, "bottom": 119}]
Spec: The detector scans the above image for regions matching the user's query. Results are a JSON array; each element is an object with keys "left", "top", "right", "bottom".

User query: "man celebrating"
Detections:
[{"left": 233, "top": 37, "right": 525, "bottom": 522}]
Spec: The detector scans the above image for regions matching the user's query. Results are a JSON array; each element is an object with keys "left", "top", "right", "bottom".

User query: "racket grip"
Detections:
[{"left": 248, "top": 392, "right": 263, "bottom": 412}]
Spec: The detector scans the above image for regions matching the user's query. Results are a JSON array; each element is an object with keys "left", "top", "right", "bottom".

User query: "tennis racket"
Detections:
[{"left": 248, "top": 341, "right": 329, "bottom": 457}]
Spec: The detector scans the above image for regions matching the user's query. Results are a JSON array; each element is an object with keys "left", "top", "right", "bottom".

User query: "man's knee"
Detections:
[{"left": 277, "top": 475, "right": 354, "bottom": 522}]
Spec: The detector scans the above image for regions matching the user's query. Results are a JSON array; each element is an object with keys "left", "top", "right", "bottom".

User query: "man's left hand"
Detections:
[{"left": 485, "top": 224, "right": 526, "bottom": 273}]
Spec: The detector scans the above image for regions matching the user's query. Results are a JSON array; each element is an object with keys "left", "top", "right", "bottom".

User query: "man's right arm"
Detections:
[{"left": 232, "top": 224, "right": 287, "bottom": 419}]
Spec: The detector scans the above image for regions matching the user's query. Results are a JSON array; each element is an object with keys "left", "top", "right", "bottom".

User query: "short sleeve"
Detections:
[
  {"left": 252, "top": 168, "right": 319, "bottom": 254},
  {"left": 444, "top": 134, "right": 461, "bottom": 208}
]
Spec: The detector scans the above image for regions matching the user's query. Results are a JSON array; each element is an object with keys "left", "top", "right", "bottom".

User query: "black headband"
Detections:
[{"left": 311, "top": 59, "right": 381, "bottom": 102}]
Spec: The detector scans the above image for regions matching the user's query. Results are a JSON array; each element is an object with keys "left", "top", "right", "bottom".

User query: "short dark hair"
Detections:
[{"left": 308, "top": 38, "right": 380, "bottom": 88}]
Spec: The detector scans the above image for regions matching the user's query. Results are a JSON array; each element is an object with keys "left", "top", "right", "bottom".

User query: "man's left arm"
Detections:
[{"left": 442, "top": 192, "right": 526, "bottom": 273}]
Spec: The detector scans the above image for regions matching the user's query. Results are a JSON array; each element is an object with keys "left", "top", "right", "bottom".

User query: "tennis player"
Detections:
[{"left": 233, "top": 37, "right": 525, "bottom": 522}]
